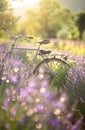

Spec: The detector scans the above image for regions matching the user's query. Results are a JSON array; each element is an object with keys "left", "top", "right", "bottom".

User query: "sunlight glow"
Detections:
[
  {"left": 9, "top": 0, "right": 40, "bottom": 8},
  {"left": 36, "top": 123, "right": 42, "bottom": 129},
  {"left": 14, "top": 67, "right": 19, "bottom": 73},
  {"left": 54, "top": 109, "right": 61, "bottom": 115},
  {"left": 60, "top": 97, "right": 65, "bottom": 103},
  {"left": 6, "top": 80, "right": 10, "bottom": 83}
]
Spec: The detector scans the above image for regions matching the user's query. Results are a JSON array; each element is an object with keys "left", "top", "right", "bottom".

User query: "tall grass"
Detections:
[{"left": 0, "top": 43, "right": 85, "bottom": 130}]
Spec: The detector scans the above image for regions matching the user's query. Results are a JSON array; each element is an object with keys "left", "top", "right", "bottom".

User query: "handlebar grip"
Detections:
[{"left": 26, "top": 36, "right": 33, "bottom": 39}]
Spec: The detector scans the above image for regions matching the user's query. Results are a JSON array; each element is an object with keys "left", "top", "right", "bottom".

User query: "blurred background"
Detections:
[
  {"left": 0, "top": 0, "right": 85, "bottom": 54},
  {"left": 0, "top": 1, "right": 85, "bottom": 130},
  {"left": 0, "top": 0, "right": 85, "bottom": 41}
]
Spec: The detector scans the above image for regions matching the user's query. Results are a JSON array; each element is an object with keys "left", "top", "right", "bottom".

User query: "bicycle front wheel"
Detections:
[{"left": 33, "top": 57, "right": 70, "bottom": 79}]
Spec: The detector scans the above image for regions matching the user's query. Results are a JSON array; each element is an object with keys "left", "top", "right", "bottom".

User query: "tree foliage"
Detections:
[
  {"left": 2, "top": 0, "right": 81, "bottom": 41},
  {"left": 21, "top": 0, "right": 76, "bottom": 39},
  {"left": 24, "top": 0, "right": 63, "bottom": 38},
  {"left": 38, "top": 0, "right": 61, "bottom": 37},
  {"left": 75, "top": 11, "right": 85, "bottom": 40},
  {"left": 0, "top": 0, "right": 17, "bottom": 32},
  {"left": 0, "top": 0, "right": 8, "bottom": 12}
]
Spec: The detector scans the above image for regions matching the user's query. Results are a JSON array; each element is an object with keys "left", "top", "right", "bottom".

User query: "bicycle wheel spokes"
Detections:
[{"left": 33, "top": 58, "right": 70, "bottom": 79}]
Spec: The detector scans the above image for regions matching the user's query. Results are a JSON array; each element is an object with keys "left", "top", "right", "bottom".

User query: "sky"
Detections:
[
  {"left": 9, "top": 0, "right": 85, "bottom": 21},
  {"left": 9, "top": 0, "right": 85, "bottom": 10},
  {"left": 9, "top": 0, "right": 40, "bottom": 8},
  {"left": 60, "top": 0, "right": 85, "bottom": 11}
]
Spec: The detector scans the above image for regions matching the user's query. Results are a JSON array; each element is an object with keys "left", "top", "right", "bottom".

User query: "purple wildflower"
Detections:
[
  {"left": 41, "top": 80, "right": 49, "bottom": 87},
  {"left": 2, "top": 97, "right": 10, "bottom": 110},
  {"left": 20, "top": 89, "right": 27, "bottom": 98},
  {"left": 10, "top": 75, "right": 17, "bottom": 83},
  {"left": 4, "top": 123, "right": 10, "bottom": 129},
  {"left": 49, "top": 118, "right": 61, "bottom": 126},
  {"left": 18, "top": 117, "right": 26, "bottom": 126},
  {"left": 10, "top": 106, "right": 16, "bottom": 116},
  {"left": 35, "top": 104, "right": 44, "bottom": 113}
]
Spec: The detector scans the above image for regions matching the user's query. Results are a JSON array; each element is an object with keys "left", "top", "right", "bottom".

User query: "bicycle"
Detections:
[{"left": 0, "top": 28, "right": 70, "bottom": 81}]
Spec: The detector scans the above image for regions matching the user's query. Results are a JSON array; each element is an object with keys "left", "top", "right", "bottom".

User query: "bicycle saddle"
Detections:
[
  {"left": 37, "top": 39, "right": 50, "bottom": 44},
  {"left": 39, "top": 49, "right": 51, "bottom": 54}
]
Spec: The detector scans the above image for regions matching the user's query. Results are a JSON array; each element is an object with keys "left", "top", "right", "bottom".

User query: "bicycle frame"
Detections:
[
  {"left": 2, "top": 28, "right": 53, "bottom": 75},
  {"left": 1, "top": 28, "right": 70, "bottom": 79},
  {"left": 13, "top": 43, "right": 44, "bottom": 68},
  {"left": 12, "top": 38, "right": 56, "bottom": 77}
]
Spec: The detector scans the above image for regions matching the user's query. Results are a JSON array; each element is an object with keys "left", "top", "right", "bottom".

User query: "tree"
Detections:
[
  {"left": 24, "top": 0, "right": 74, "bottom": 38},
  {"left": 20, "top": 0, "right": 76, "bottom": 39},
  {"left": 0, "top": 0, "right": 17, "bottom": 31},
  {"left": 57, "top": 8, "right": 79, "bottom": 40},
  {"left": 75, "top": 11, "right": 85, "bottom": 40},
  {"left": 0, "top": 0, "right": 8, "bottom": 12},
  {"left": 25, "top": 0, "right": 62, "bottom": 37},
  {"left": 24, "top": 0, "right": 62, "bottom": 38},
  {"left": 38, "top": 0, "right": 61, "bottom": 38}
]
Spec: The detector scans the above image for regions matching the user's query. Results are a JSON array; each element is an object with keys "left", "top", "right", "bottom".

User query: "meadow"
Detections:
[
  {"left": 0, "top": 39, "right": 85, "bottom": 130},
  {"left": 0, "top": 0, "right": 85, "bottom": 129}
]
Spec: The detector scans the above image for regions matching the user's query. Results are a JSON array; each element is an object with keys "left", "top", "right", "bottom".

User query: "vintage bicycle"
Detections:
[{"left": 0, "top": 28, "right": 70, "bottom": 81}]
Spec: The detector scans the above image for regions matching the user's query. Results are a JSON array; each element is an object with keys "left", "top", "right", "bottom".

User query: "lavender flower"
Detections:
[
  {"left": 64, "top": 55, "right": 85, "bottom": 103},
  {"left": 9, "top": 75, "right": 17, "bottom": 83},
  {"left": 2, "top": 97, "right": 10, "bottom": 110},
  {"left": 0, "top": 46, "right": 85, "bottom": 130}
]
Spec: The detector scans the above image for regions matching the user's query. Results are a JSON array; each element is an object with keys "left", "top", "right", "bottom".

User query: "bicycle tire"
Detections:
[{"left": 33, "top": 57, "right": 70, "bottom": 79}]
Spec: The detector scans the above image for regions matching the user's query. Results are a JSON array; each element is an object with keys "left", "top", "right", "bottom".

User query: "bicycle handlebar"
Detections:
[
  {"left": 11, "top": 34, "right": 33, "bottom": 40},
  {"left": 2, "top": 27, "right": 33, "bottom": 40},
  {"left": 2, "top": 27, "right": 51, "bottom": 46}
]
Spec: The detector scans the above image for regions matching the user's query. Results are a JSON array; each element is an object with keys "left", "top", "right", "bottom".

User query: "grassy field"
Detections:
[{"left": 0, "top": 40, "right": 85, "bottom": 130}]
